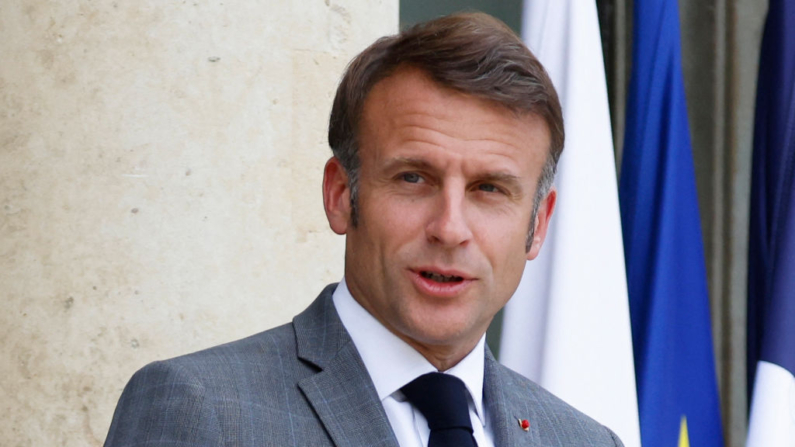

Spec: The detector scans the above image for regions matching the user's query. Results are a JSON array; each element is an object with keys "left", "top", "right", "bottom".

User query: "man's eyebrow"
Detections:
[
  {"left": 471, "top": 172, "right": 526, "bottom": 195},
  {"left": 381, "top": 157, "right": 436, "bottom": 172},
  {"left": 477, "top": 172, "right": 522, "bottom": 185}
]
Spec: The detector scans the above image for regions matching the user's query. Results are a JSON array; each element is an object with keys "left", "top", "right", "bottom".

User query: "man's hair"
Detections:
[{"left": 328, "top": 12, "right": 564, "bottom": 249}]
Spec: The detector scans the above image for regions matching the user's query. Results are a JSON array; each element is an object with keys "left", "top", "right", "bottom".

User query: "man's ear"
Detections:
[
  {"left": 323, "top": 157, "right": 351, "bottom": 235},
  {"left": 526, "top": 186, "right": 557, "bottom": 261}
]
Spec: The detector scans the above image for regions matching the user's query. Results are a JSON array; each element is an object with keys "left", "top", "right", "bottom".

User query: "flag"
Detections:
[
  {"left": 619, "top": 0, "right": 724, "bottom": 446},
  {"left": 746, "top": 0, "right": 795, "bottom": 445},
  {"left": 500, "top": 2, "right": 641, "bottom": 445}
]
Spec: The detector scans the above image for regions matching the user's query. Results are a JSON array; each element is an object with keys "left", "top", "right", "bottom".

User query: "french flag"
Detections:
[{"left": 746, "top": 0, "right": 795, "bottom": 445}]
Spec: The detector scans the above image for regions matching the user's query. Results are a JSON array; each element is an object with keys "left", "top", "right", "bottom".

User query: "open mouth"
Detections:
[{"left": 420, "top": 271, "right": 464, "bottom": 283}]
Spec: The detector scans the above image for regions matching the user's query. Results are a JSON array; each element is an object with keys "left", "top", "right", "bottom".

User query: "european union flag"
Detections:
[
  {"left": 746, "top": 0, "right": 795, "bottom": 445},
  {"left": 619, "top": 0, "right": 725, "bottom": 446}
]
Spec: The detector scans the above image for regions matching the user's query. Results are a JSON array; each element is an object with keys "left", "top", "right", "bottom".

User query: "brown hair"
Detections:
[{"left": 328, "top": 12, "right": 564, "bottom": 236}]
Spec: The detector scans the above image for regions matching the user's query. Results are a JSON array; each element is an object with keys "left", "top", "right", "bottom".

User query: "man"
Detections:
[{"left": 105, "top": 12, "right": 623, "bottom": 446}]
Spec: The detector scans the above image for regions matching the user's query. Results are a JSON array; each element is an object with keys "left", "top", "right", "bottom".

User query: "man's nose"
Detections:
[{"left": 425, "top": 188, "right": 473, "bottom": 247}]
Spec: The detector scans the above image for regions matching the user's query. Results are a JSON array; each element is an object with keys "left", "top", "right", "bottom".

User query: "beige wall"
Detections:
[{"left": 0, "top": 1, "right": 398, "bottom": 445}]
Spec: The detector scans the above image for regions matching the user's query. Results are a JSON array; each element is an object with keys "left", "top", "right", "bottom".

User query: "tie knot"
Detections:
[{"left": 400, "top": 372, "right": 473, "bottom": 431}]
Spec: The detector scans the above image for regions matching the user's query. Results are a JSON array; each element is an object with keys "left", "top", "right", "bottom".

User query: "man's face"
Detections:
[{"left": 323, "top": 68, "right": 556, "bottom": 365}]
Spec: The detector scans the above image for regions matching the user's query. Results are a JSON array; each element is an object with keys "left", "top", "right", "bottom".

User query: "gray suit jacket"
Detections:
[{"left": 105, "top": 284, "right": 623, "bottom": 446}]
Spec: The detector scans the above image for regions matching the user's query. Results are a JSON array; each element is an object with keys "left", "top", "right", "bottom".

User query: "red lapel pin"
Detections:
[{"left": 517, "top": 418, "right": 530, "bottom": 431}]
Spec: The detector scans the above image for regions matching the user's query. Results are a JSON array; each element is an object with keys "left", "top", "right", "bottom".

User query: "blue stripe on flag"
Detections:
[{"left": 747, "top": 0, "right": 795, "bottom": 388}]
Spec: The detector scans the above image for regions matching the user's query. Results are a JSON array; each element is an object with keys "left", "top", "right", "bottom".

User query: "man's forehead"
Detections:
[
  {"left": 353, "top": 69, "right": 550, "bottom": 186},
  {"left": 364, "top": 67, "right": 503, "bottom": 115},
  {"left": 360, "top": 67, "right": 545, "bottom": 137},
  {"left": 358, "top": 68, "right": 547, "bottom": 147}
]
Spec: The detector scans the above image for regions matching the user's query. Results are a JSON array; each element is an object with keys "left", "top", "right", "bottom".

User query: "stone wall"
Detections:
[{"left": 0, "top": 1, "right": 398, "bottom": 445}]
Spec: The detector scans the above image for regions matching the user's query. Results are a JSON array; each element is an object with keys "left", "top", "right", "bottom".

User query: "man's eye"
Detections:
[
  {"left": 402, "top": 173, "right": 422, "bottom": 183},
  {"left": 478, "top": 183, "right": 498, "bottom": 193}
]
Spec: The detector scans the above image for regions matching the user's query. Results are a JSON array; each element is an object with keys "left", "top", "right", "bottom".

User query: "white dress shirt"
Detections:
[{"left": 333, "top": 278, "right": 496, "bottom": 447}]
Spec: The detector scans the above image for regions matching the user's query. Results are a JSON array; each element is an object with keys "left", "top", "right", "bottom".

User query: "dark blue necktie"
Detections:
[{"left": 400, "top": 372, "right": 478, "bottom": 447}]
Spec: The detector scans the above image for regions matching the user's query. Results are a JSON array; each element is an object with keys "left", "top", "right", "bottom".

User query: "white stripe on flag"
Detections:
[
  {"left": 747, "top": 361, "right": 795, "bottom": 446},
  {"left": 500, "top": 2, "right": 641, "bottom": 446}
]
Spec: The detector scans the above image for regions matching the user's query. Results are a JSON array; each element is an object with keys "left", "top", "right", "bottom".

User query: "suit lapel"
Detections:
[
  {"left": 484, "top": 348, "right": 542, "bottom": 447},
  {"left": 293, "top": 286, "right": 399, "bottom": 447}
]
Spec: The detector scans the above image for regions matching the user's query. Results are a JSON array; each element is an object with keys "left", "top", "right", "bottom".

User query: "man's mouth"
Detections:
[
  {"left": 420, "top": 271, "right": 464, "bottom": 283},
  {"left": 411, "top": 268, "right": 473, "bottom": 297}
]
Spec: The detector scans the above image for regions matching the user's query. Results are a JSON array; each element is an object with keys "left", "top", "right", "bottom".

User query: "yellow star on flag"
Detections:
[{"left": 678, "top": 416, "right": 690, "bottom": 447}]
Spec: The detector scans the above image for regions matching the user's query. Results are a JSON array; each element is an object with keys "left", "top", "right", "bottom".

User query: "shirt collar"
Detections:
[{"left": 332, "top": 278, "right": 487, "bottom": 426}]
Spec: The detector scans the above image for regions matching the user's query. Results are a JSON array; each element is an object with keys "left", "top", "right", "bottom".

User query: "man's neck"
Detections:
[{"left": 386, "top": 328, "right": 482, "bottom": 372}]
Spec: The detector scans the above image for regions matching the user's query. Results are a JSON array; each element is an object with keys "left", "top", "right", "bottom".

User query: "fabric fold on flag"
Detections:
[
  {"left": 746, "top": 0, "right": 795, "bottom": 445},
  {"left": 500, "top": 2, "right": 640, "bottom": 446},
  {"left": 619, "top": 0, "right": 724, "bottom": 446}
]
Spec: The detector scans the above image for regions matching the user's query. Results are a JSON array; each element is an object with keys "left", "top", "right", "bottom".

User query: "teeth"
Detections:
[{"left": 421, "top": 271, "right": 463, "bottom": 283}]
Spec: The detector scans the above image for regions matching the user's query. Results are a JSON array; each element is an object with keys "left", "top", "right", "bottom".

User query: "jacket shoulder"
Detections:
[
  {"left": 105, "top": 323, "right": 323, "bottom": 446},
  {"left": 168, "top": 322, "right": 301, "bottom": 373},
  {"left": 104, "top": 354, "right": 225, "bottom": 445}
]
